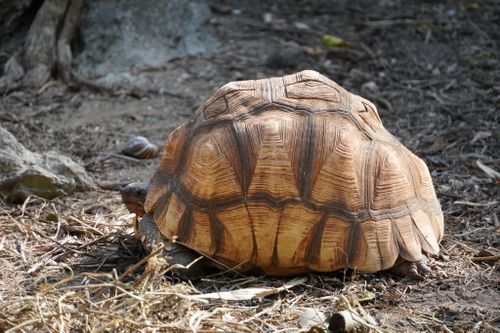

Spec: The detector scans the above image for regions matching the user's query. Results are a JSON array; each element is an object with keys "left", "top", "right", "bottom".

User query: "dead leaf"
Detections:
[
  {"left": 357, "top": 291, "right": 375, "bottom": 303},
  {"left": 298, "top": 308, "right": 327, "bottom": 329},
  {"left": 470, "top": 131, "right": 491, "bottom": 144},
  {"left": 187, "top": 277, "right": 307, "bottom": 301},
  {"left": 322, "top": 34, "right": 350, "bottom": 48},
  {"left": 463, "top": 2, "right": 480, "bottom": 10},
  {"left": 476, "top": 160, "right": 500, "bottom": 182},
  {"left": 425, "top": 137, "right": 449, "bottom": 154}
]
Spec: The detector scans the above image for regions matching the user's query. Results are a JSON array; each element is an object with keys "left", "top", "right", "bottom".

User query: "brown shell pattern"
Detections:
[{"left": 145, "top": 70, "right": 444, "bottom": 276}]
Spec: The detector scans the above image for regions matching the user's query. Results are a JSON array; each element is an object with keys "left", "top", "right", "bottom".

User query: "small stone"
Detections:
[
  {"left": 262, "top": 12, "right": 273, "bottom": 24},
  {"left": 438, "top": 184, "right": 451, "bottom": 193},
  {"left": 447, "top": 63, "right": 458, "bottom": 73},
  {"left": 361, "top": 81, "right": 378, "bottom": 93},
  {"left": 293, "top": 22, "right": 310, "bottom": 30},
  {"left": 447, "top": 8, "right": 457, "bottom": 17}
]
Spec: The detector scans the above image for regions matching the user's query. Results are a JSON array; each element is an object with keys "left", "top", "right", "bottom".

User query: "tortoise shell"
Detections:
[{"left": 144, "top": 70, "right": 443, "bottom": 276}]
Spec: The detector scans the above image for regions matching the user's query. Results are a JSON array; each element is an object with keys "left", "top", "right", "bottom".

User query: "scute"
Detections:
[
  {"left": 179, "top": 126, "right": 243, "bottom": 202},
  {"left": 393, "top": 215, "right": 424, "bottom": 262},
  {"left": 215, "top": 204, "right": 254, "bottom": 269},
  {"left": 186, "top": 210, "right": 214, "bottom": 256},
  {"left": 309, "top": 113, "right": 368, "bottom": 212},
  {"left": 275, "top": 204, "right": 323, "bottom": 268},
  {"left": 246, "top": 202, "right": 281, "bottom": 270},
  {"left": 365, "top": 218, "right": 399, "bottom": 270},
  {"left": 145, "top": 122, "right": 188, "bottom": 213},
  {"left": 145, "top": 70, "right": 444, "bottom": 276},
  {"left": 241, "top": 109, "right": 306, "bottom": 200},
  {"left": 369, "top": 142, "right": 417, "bottom": 211},
  {"left": 410, "top": 208, "right": 440, "bottom": 254},
  {"left": 310, "top": 215, "right": 351, "bottom": 272},
  {"left": 155, "top": 192, "right": 186, "bottom": 240}
]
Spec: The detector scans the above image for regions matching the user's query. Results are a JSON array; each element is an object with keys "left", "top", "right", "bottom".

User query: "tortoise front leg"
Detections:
[
  {"left": 136, "top": 214, "right": 206, "bottom": 279},
  {"left": 389, "top": 257, "right": 432, "bottom": 280}
]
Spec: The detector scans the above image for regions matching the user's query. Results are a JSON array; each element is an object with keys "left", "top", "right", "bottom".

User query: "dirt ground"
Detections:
[{"left": 0, "top": 1, "right": 499, "bottom": 332}]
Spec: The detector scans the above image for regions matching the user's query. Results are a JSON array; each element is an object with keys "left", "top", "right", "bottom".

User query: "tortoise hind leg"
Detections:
[
  {"left": 136, "top": 214, "right": 207, "bottom": 279},
  {"left": 388, "top": 257, "right": 432, "bottom": 280}
]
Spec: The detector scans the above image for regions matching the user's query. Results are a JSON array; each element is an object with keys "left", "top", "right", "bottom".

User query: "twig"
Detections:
[
  {"left": 453, "top": 200, "right": 498, "bottom": 207},
  {"left": 454, "top": 227, "right": 493, "bottom": 237},
  {"left": 362, "top": 18, "right": 451, "bottom": 27},
  {"left": 116, "top": 245, "right": 165, "bottom": 282},
  {"left": 5, "top": 318, "right": 44, "bottom": 333},
  {"left": 471, "top": 255, "right": 500, "bottom": 263},
  {"left": 30, "top": 228, "right": 93, "bottom": 256},
  {"left": 96, "top": 152, "right": 141, "bottom": 162},
  {"left": 96, "top": 181, "right": 130, "bottom": 191},
  {"left": 67, "top": 215, "right": 105, "bottom": 235}
]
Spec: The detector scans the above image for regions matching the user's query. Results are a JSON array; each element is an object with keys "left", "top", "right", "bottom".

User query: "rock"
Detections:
[
  {"left": 0, "top": 127, "right": 93, "bottom": 203},
  {"left": 74, "top": 0, "right": 217, "bottom": 78}
]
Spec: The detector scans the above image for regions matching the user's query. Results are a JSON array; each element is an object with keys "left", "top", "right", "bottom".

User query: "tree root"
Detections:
[{"left": 0, "top": 0, "right": 84, "bottom": 94}]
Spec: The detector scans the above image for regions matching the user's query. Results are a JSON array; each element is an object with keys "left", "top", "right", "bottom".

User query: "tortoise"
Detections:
[{"left": 122, "top": 70, "right": 443, "bottom": 279}]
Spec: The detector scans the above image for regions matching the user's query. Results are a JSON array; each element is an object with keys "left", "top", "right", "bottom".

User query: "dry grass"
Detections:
[{"left": 0, "top": 191, "right": 498, "bottom": 333}]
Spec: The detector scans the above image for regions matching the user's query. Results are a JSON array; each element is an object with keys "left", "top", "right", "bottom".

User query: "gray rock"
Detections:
[
  {"left": 0, "top": 127, "right": 93, "bottom": 203},
  {"left": 74, "top": 0, "right": 217, "bottom": 78}
]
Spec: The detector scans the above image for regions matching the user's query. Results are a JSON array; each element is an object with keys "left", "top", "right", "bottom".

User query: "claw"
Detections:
[
  {"left": 388, "top": 258, "right": 433, "bottom": 280},
  {"left": 407, "top": 259, "right": 432, "bottom": 280},
  {"left": 416, "top": 260, "right": 432, "bottom": 275},
  {"left": 407, "top": 263, "right": 425, "bottom": 281}
]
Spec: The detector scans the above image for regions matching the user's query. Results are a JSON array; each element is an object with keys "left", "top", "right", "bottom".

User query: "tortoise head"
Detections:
[{"left": 121, "top": 182, "right": 149, "bottom": 216}]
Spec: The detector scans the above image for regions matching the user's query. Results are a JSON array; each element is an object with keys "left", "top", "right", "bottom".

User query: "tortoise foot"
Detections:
[
  {"left": 164, "top": 241, "right": 206, "bottom": 279},
  {"left": 136, "top": 214, "right": 207, "bottom": 279},
  {"left": 390, "top": 258, "right": 432, "bottom": 280}
]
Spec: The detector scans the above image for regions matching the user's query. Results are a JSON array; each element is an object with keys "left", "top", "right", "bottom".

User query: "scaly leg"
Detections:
[{"left": 136, "top": 214, "right": 206, "bottom": 279}]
